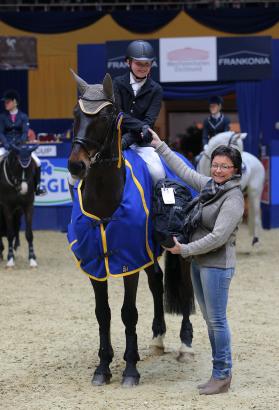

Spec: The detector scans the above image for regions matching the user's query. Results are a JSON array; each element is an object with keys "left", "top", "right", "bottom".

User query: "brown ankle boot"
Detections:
[
  {"left": 197, "top": 376, "right": 213, "bottom": 389},
  {"left": 199, "top": 375, "right": 232, "bottom": 395}
]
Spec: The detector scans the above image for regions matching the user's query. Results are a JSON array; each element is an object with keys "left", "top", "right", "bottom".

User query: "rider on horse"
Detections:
[
  {"left": 0, "top": 90, "right": 46, "bottom": 196},
  {"left": 113, "top": 40, "right": 166, "bottom": 183},
  {"left": 202, "top": 96, "right": 231, "bottom": 148}
]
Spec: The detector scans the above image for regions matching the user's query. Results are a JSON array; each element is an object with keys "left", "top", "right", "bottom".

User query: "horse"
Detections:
[
  {"left": 0, "top": 143, "right": 38, "bottom": 267},
  {"left": 197, "top": 131, "right": 265, "bottom": 246},
  {"left": 67, "top": 72, "right": 195, "bottom": 387}
]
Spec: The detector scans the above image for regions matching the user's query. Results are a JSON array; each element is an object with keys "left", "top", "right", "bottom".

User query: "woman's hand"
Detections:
[
  {"left": 148, "top": 128, "right": 163, "bottom": 149},
  {"left": 164, "top": 237, "right": 182, "bottom": 254}
]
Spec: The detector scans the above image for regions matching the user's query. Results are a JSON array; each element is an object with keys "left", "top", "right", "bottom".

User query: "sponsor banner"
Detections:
[
  {"left": 106, "top": 40, "right": 159, "bottom": 82},
  {"left": 159, "top": 37, "right": 217, "bottom": 82},
  {"left": 35, "top": 144, "right": 57, "bottom": 157},
  {"left": 35, "top": 158, "right": 72, "bottom": 207},
  {"left": 0, "top": 36, "right": 37, "bottom": 70},
  {"left": 261, "top": 156, "right": 270, "bottom": 204},
  {"left": 217, "top": 36, "right": 272, "bottom": 81}
]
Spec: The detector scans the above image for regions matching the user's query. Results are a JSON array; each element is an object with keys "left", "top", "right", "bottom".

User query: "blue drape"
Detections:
[
  {"left": 186, "top": 7, "right": 279, "bottom": 34},
  {"left": 1, "top": 8, "right": 278, "bottom": 34},
  {"left": 163, "top": 83, "right": 235, "bottom": 100},
  {"left": 235, "top": 81, "right": 262, "bottom": 156},
  {"left": 0, "top": 70, "right": 28, "bottom": 114},
  {"left": 111, "top": 10, "right": 180, "bottom": 33},
  {"left": 0, "top": 11, "right": 105, "bottom": 34}
]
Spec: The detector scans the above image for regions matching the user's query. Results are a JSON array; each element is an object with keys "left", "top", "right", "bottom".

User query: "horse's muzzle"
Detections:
[{"left": 68, "top": 160, "right": 87, "bottom": 179}]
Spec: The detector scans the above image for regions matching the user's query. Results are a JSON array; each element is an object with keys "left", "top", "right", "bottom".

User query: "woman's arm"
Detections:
[{"left": 149, "top": 129, "right": 210, "bottom": 192}]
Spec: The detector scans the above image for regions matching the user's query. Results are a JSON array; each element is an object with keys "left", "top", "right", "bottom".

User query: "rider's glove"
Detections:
[{"left": 141, "top": 124, "right": 152, "bottom": 144}]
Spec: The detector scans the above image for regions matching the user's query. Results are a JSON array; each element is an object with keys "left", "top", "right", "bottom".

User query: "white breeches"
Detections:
[
  {"left": 0, "top": 147, "right": 41, "bottom": 166},
  {"left": 130, "top": 144, "right": 166, "bottom": 183}
]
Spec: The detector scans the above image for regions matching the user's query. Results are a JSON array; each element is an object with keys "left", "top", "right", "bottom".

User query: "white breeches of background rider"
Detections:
[
  {"left": 0, "top": 147, "right": 41, "bottom": 166},
  {"left": 130, "top": 144, "right": 165, "bottom": 183}
]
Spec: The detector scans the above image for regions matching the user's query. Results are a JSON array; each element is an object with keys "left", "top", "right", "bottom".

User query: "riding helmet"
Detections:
[
  {"left": 2, "top": 89, "right": 20, "bottom": 103},
  {"left": 125, "top": 40, "right": 155, "bottom": 62},
  {"left": 209, "top": 96, "right": 223, "bottom": 105}
]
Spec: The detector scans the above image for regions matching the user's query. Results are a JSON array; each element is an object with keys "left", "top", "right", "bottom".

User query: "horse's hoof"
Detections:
[
  {"left": 29, "top": 258, "right": 38, "bottom": 268},
  {"left": 91, "top": 373, "right": 111, "bottom": 386},
  {"left": 176, "top": 343, "right": 195, "bottom": 362},
  {"left": 121, "top": 376, "right": 140, "bottom": 388},
  {"left": 252, "top": 237, "right": 259, "bottom": 246},
  {"left": 149, "top": 334, "right": 165, "bottom": 355},
  {"left": 6, "top": 258, "right": 15, "bottom": 268}
]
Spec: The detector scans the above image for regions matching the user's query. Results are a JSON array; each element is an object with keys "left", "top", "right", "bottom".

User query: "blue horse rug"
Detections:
[{"left": 67, "top": 148, "right": 196, "bottom": 281}]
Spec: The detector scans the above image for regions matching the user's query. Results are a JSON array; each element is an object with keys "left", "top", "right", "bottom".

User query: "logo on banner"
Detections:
[
  {"left": 35, "top": 159, "right": 71, "bottom": 206},
  {"left": 107, "top": 55, "right": 127, "bottom": 70},
  {"left": 217, "top": 36, "right": 272, "bottom": 81},
  {"left": 160, "top": 37, "right": 217, "bottom": 82},
  {"left": 218, "top": 51, "right": 270, "bottom": 67}
]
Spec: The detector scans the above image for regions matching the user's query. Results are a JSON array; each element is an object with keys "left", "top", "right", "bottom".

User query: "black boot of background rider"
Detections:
[{"left": 34, "top": 166, "right": 47, "bottom": 196}]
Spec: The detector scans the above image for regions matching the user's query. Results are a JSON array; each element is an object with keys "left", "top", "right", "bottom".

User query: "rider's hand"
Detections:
[
  {"left": 141, "top": 124, "right": 152, "bottom": 144},
  {"left": 163, "top": 237, "right": 182, "bottom": 254},
  {"left": 148, "top": 128, "right": 163, "bottom": 149}
]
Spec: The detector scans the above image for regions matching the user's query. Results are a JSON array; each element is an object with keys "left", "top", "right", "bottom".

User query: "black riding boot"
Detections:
[{"left": 34, "top": 166, "right": 46, "bottom": 196}]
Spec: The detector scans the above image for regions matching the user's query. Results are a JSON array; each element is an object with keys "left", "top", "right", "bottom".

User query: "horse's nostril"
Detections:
[{"left": 68, "top": 160, "right": 86, "bottom": 176}]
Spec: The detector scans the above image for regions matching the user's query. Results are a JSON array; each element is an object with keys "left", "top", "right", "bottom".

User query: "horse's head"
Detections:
[
  {"left": 68, "top": 71, "right": 120, "bottom": 180},
  {"left": 9, "top": 143, "right": 38, "bottom": 168}
]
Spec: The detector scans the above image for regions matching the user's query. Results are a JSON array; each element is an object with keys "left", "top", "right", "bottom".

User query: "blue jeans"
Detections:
[{"left": 191, "top": 260, "right": 234, "bottom": 379}]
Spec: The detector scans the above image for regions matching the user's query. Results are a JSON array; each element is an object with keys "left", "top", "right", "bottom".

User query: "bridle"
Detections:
[
  {"left": 72, "top": 106, "right": 123, "bottom": 169},
  {"left": 2, "top": 151, "right": 33, "bottom": 192}
]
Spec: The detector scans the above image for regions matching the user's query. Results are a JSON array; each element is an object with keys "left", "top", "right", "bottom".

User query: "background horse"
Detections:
[
  {"left": 197, "top": 131, "right": 265, "bottom": 246},
  {"left": 67, "top": 72, "right": 195, "bottom": 387},
  {"left": 0, "top": 143, "right": 38, "bottom": 267}
]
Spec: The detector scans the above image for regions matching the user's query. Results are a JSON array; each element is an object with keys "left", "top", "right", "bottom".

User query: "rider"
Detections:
[
  {"left": 113, "top": 40, "right": 166, "bottom": 183},
  {"left": 202, "top": 96, "right": 231, "bottom": 148},
  {"left": 0, "top": 90, "right": 46, "bottom": 195}
]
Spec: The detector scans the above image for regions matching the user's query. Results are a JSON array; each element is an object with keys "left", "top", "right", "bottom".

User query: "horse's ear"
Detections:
[
  {"left": 103, "top": 73, "right": 115, "bottom": 102},
  {"left": 70, "top": 69, "right": 88, "bottom": 96}
]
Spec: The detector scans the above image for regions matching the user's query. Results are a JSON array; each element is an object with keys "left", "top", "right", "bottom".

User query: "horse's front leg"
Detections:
[
  {"left": 90, "top": 278, "right": 113, "bottom": 386},
  {"left": 23, "top": 204, "right": 37, "bottom": 267},
  {"left": 145, "top": 264, "right": 166, "bottom": 352},
  {"left": 2, "top": 206, "right": 15, "bottom": 267},
  {"left": 0, "top": 237, "right": 4, "bottom": 261},
  {"left": 122, "top": 273, "right": 140, "bottom": 387}
]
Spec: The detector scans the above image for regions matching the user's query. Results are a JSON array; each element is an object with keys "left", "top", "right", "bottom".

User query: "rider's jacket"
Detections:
[
  {"left": 113, "top": 73, "right": 163, "bottom": 135},
  {"left": 202, "top": 114, "right": 230, "bottom": 146},
  {"left": 0, "top": 110, "right": 29, "bottom": 147}
]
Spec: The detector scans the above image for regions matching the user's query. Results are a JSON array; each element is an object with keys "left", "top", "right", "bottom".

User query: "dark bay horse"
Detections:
[
  {"left": 68, "top": 72, "right": 195, "bottom": 387},
  {"left": 0, "top": 144, "right": 38, "bottom": 267}
]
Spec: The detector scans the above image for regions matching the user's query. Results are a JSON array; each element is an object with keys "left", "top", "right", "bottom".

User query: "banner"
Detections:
[
  {"left": 35, "top": 158, "right": 71, "bottom": 207},
  {"left": 217, "top": 36, "right": 272, "bottom": 81},
  {"left": 106, "top": 40, "right": 159, "bottom": 82},
  {"left": 159, "top": 37, "right": 217, "bottom": 82},
  {"left": 0, "top": 36, "right": 37, "bottom": 70}
]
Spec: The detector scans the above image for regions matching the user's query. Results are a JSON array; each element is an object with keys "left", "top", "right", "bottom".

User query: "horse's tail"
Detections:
[{"left": 164, "top": 251, "right": 195, "bottom": 315}]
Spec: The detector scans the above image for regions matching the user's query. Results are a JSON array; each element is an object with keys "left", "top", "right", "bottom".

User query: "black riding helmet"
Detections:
[
  {"left": 209, "top": 96, "right": 223, "bottom": 105},
  {"left": 126, "top": 40, "right": 155, "bottom": 62},
  {"left": 2, "top": 89, "right": 20, "bottom": 104}
]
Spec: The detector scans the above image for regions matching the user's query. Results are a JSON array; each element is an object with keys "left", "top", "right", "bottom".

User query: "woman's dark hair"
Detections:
[{"left": 211, "top": 145, "right": 242, "bottom": 175}]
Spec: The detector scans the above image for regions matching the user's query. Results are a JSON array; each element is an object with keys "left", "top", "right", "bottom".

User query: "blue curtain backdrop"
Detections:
[
  {"left": 1, "top": 8, "right": 279, "bottom": 34},
  {"left": 163, "top": 83, "right": 235, "bottom": 100},
  {"left": 235, "top": 82, "right": 263, "bottom": 156},
  {"left": 0, "top": 70, "right": 28, "bottom": 114}
]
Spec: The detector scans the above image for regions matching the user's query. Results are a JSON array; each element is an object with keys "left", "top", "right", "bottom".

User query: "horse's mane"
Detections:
[{"left": 206, "top": 131, "right": 245, "bottom": 156}]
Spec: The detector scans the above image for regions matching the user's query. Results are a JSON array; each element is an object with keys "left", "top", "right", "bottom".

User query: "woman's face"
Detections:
[
  {"left": 210, "top": 155, "right": 236, "bottom": 184},
  {"left": 5, "top": 99, "right": 17, "bottom": 112}
]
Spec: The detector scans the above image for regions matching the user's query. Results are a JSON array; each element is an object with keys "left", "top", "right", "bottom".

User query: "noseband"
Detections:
[{"left": 73, "top": 106, "right": 123, "bottom": 169}]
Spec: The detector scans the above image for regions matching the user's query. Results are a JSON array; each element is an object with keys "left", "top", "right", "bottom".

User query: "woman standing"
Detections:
[{"left": 150, "top": 128, "right": 244, "bottom": 395}]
